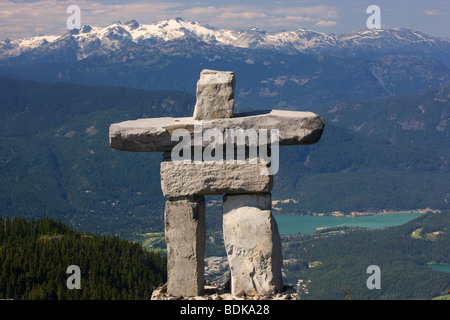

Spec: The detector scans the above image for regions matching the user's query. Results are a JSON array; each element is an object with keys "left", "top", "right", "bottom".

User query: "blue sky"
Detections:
[{"left": 1, "top": 0, "right": 449, "bottom": 40}]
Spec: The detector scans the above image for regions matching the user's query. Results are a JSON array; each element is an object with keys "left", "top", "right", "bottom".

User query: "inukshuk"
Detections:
[{"left": 109, "top": 69, "right": 325, "bottom": 297}]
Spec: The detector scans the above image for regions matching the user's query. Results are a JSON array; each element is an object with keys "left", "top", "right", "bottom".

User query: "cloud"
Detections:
[
  {"left": 0, "top": 0, "right": 342, "bottom": 39},
  {"left": 284, "top": 15, "right": 316, "bottom": 23},
  {"left": 315, "top": 20, "right": 338, "bottom": 27},
  {"left": 273, "top": 5, "right": 340, "bottom": 19},
  {"left": 219, "top": 11, "right": 267, "bottom": 20},
  {"left": 183, "top": 4, "right": 341, "bottom": 30},
  {"left": 0, "top": 0, "right": 183, "bottom": 39},
  {"left": 420, "top": 9, "right": 446, "bottom": 16},
  {"left": 184, "top": 5, "right": 267, "bottom": 22}
]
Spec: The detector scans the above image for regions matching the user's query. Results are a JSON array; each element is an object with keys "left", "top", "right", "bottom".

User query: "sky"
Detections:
[{"left": 1, "top": 0, "right": 449, "bottom": 40}]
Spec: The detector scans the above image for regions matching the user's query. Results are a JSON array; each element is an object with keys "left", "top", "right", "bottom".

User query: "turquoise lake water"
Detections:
[
  {"left": 274, "top": 212, "right": 423, "bottom": 235},
  {"left": 427, "top": 264, "right": 450, "bottom": 273}
]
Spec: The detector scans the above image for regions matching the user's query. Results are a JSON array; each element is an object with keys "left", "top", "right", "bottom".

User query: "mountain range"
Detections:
[
  {"left": 1, "top": 19, "right": 449, "bottom": 112},
  {"left": 2, "top": 18, "right": 450, "bottom": 66}
]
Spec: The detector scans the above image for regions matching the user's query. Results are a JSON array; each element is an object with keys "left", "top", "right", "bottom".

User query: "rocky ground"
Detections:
[{"left": 151, "top": 283, "right": 298, "bottom": 300}]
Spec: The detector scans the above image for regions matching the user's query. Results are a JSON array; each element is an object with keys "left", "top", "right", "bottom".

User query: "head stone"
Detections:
[{"left": 193, "top": 69, "right": 236, "bottom": 120}]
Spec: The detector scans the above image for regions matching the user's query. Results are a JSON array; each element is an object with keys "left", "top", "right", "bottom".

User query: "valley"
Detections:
[
  {"left": 0, "top": 76, "right": 448, "bottom": 238},
  {"left": 133, "top": 211, "right": 450, "bottom": 300}
]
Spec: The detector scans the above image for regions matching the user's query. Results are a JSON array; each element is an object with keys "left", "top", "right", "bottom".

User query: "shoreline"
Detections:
[
  {"left": 316, "top": 208, "right": 440, "bottom": 217},
  {"left": 275, "top": 208, "right": 441, "bottom": 217}
]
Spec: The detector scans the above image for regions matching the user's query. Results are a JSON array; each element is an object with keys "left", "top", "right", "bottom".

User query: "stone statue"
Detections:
[{"left": 109, "top": 69, "right": 325, "bottom": 297}]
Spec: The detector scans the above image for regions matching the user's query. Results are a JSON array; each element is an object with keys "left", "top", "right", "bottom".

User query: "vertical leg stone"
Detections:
[
  {"left": 165, "top": 196, "right": 206, "bottom": 297},
  {"left": 222, "top": 193, "right": 283, "bottom": 296}
]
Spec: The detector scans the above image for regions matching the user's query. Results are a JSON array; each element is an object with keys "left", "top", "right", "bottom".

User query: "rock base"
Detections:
[{"left": 151, "top": 283, "right": 297, "bottom": 301}]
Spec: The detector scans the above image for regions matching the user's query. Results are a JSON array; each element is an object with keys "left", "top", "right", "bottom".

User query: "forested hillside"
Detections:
[
  {"left": 315, "top": 84, "right": 450, "bottom": 155},
  {"left": 0, "top": 217, "right": 166, "bottom": 299},
  {"left": 0, "top": 76, "right": 449, "bottom": 238}
]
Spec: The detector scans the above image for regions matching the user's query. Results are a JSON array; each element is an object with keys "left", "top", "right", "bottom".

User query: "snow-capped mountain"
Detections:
[{"left": 1, "top": 17, "right": 450, "bottom": 65}]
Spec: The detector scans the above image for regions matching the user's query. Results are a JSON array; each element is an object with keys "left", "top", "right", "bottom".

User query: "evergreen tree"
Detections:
[{"left": 0, "top": 217, "right": 166, "bottom": 300}]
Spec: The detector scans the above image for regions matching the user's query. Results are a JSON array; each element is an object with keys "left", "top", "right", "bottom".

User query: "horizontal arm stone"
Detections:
[
  {"left": 160, "top": 159, "right": 273, "bottom": 197},
  {"left": 109, "top": 110, "right": 325, "bottom": 152}
]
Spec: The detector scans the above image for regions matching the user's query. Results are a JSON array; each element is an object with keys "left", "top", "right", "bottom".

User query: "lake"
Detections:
[
  {"left": 274, "top": 212, "right": 423, "bottom": 235},
  {"left": 428, "top": 264, "right": 450, "bottom": 273}
]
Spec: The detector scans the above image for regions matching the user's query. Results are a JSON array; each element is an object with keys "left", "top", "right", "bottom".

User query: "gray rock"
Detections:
[
  {"left": 165, "top": 196, "right": 206, "bottom": 297},
  {"left": 222, "top": 193, "right": 283, "bottom": 296},
  {"left": 160, "top": 159, "right": 273, "bottom": 197},
  {"left": 109, "top": 110, "right": 325, "bottom": 152},
  {"left": 193, "top": 69, "right": 235, "bottom": 120}
]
